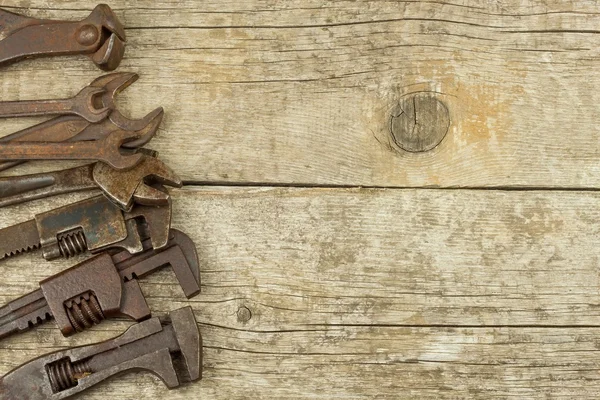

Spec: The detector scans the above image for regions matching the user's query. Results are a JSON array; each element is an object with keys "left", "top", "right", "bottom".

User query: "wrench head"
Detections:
[
  {"left": 73, "top": 86, "right": 111, "bottom": 123},
  {"left": 90, "top": 72, "right": 139, "bottom": 108},
  {"left": 169, "top": 307, "right": 202, "bottom": 382},
  {"left": 90, "top": 72, "right": 166, "bottom": 134},
  {"left": 99, "top": 129, "right": 145, "bottom": 170},
  {"left": 93, "top": 153, "right": 182, "bottom": 211},
  {"left": 113, "top": 228, "right": 201, "bottom": 299},
  {"left": 72, "top": 107, "right": 164, "bottom": 148}
]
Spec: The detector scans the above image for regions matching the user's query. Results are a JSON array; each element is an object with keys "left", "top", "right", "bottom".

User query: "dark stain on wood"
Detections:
[{"left": 389, "top": 94, "right": 450, "bottom": 153}]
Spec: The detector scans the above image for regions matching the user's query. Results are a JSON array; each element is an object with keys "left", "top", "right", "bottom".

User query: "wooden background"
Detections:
[{"left": 1, "top": 0, "right": 600, "bottom": 398}]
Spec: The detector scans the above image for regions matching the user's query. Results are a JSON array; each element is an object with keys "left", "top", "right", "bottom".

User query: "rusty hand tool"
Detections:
[
  {"left": 0, "top": 229, "right": 200, "bottom": 341},
  {"left": 0, "top": 5, "right": 126, "bottom": 71},
  {"left": 0, "top": 72, "right": 149, "bottom": 124},
  {"left": 0, "top": 127, "right": 144, "bottom": 170},
  {"left": 0, "top": 107, "right": 163, "bottom": 173},
  {"left": 0, "top": 86, "right": 109, "bottom": 123},
  {"left": 89, "top": 72, "right": 163, "bottom": 131},
  {"left": 0, "top": 306, "right": 201, "bottom": 400},
  {"left": 0, "top": 193, "right": 172, "bottom": 261},
  {"left": 0, "top": 152, "right": 181, "bottom": 211}
]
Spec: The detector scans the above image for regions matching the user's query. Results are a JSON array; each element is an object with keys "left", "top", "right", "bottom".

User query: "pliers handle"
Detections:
[{"left": 0, "top": 4, "right": 126, "bottom": 70}]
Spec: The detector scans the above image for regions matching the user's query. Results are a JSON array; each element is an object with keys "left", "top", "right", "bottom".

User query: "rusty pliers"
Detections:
[{"left": 0, "top": 5, "right": 126, "bottom": 70}]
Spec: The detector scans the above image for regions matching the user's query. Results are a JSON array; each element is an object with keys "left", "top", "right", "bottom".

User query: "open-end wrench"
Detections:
[
  {"left": 0, "top": 307, "right": 201, "bottom": 400},
  {"left": 89, "top": 72, "right": 162, "bottom": 131},
  {"left": 0, "top": 107, "right": 164, "bottom": 172},
  {"left": 0, "top": 5, "right": 126, "bottom": 71},
  {"left": 0, "top": 152, "right": 181, "bottom": 210},
  {"left": 0, "top": 86, "right": 109, "bottom": 123},
  {"left": 0, "top": 128, "right": 144, "bottom": 170},
  {"left": 0, "top": 230, "right": 200, "bottom": 340},
  {"left": 0, "top": 72, "right": 144, "bottom": 123}
]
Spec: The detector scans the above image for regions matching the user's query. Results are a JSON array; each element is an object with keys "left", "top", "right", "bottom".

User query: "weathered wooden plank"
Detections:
[
  {"left": 0, "top": 187, "right": 600, "bottom": 397},
  {"left": 1, "top": 187, "right": 600, "bottom": 328},
  {"left": 3, "top": 324, "right": 600, "bottom": 399},
  {"left": 2, "top": 1, "right": 600, "bottom": 186}
]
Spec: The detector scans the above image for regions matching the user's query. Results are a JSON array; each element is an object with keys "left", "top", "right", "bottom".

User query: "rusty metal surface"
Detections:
[
  {"left": 93, "top": 154, "right": 182, "bottom": 209},
  {"left": 0, "top": 153, "right": 181, "bottom": 210},
  {"left": 0, "top": 73, "right": 158, "bottom": 131},
  {"left": 88, "top": 72, "right": 165, "bottom": 133},
  {"left": 0, "top": 230, "right": 200, "bottom": 341},
  {"left": 0, "top": 193, "right": 173, "bottom": 261},
  {"left": 0, "top": 106, "right": 163, "bottom": 173},
  {"left": 0, "top": 307, "right": 201, "bottom": 399},
  {"left": 0, "top": 86, "right": 109, "bottom": 122},
  {"left": 0, "top": 5, "right": 126, "bottom": 70},
  {"left": 0, "top": 128, "right": 144, "bottom": 170}
]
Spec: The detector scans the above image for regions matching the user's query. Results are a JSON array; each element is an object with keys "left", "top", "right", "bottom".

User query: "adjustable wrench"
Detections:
[
  {"left": 0, "top": 230, "right": 200, "bottom": 340},
  {"left": 0, "top": 307, "right": 201, "bottom": 400},
  {"left": 0, "top": 193, "right": 172, "bottom": 261},
  {"left": 0, "top": 5, "right": 126, "bottom": 70}
]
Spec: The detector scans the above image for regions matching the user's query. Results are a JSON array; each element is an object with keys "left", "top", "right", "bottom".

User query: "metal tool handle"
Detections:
[
  {"left": 0, "top": 165, "right": 96, "bottom": 208},
  {"left": 0, "top": 18, "right": 100, "bottom": 66},
  {"left": 0, "top": 130, "right": 143, "bottom": 170},
  {"left": 0, "top": 87, "right": 109, "bottom": 122},
  {"left": 0, "top": 98, "right": 76, "bottom": 117},
  {"left": 0, "top": 9, "right": 56, "bottom": 42},
  {"left": 0, "top": 308, "right": 201, "bottom": 400},
  {"left": 0, "top": 289, "right": 49, "bottom": 341},
  {"left": 0, "top": 5, "right": 126, "bottom": 71}
]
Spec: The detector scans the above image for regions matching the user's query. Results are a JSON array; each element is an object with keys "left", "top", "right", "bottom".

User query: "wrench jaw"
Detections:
[
  {"left": 91, "top": 72, "right": 139, "bottom": 103},
  {"left": 90, "top": 72, "right": 167, "bottom": 134},
  {"left": 72, "top": 86, "right": 111, "bottom": 123},
  {"left": 88, "top": 4, "right": 126, "bottom": 43},
  {"left": 100, "top": 129, "right": 145, "bottom": 170},
  {"left": 93, "top": 155, "right": 182, "bottom": 211}
]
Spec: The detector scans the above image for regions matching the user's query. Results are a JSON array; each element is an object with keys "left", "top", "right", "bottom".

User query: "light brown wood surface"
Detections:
[{"left": 0, "top": 1, "right": 599, "bottom": 399}]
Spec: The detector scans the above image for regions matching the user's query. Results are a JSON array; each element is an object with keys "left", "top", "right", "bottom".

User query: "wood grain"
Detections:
[
  {"left": 1, "top": 1, "right": 600, "bottom": 186},
  {"left": 0, "top": 1, "right": 599, "bottom": 398},
  {"left": 0, "top": 187, "right": 599, "bottom": 398}
]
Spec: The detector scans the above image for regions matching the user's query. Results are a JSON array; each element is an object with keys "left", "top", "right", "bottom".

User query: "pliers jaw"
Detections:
[
  {"left": 84, "top": 4, "right": 127, "bottom": 71},
  {"left": 0, "top": 4, "right": 127, "bottom": 70}
]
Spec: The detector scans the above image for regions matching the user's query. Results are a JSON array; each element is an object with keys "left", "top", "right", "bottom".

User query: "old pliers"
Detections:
[
  {"left": 0, "top": 4, "right": 126, "bottom": 70},
  {"left": 0, "top": 151, "right": 182, "bottom": 211}
]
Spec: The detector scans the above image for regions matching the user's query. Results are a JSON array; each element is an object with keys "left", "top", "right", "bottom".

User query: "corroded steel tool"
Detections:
[
  {"left": 0, "top": 98, "right": 163, "bottom": 173},
  {"left": 0, "top": 230, "right": 200, "bottom": 340},
  {"left": 0, "top": 194, "right": 172, "bottom": 261},
  {"left": 0, "top": 5, "right": 126, "bottom": 70},
  {"left": 0, "top": 86, "right": 109, "bottom": 123},
  {"left": 0, "top": 73, "right": 155, "bottom": 129},
  {"left": 0, "top": 128, "right": 144, "bottom": 170},
  {"left": 0, "top": 306, "right": 202, "bottom": 399},
  {"left": 0, "top": 152, "right": 182, "bottom": 211}
]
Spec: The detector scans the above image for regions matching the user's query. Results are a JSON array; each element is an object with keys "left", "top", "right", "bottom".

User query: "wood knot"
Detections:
[
  {"left": 389, "top": 93, "right": 450, "bottom": 152},
  {"left": 237, "top": 306, "right": 252, "bottom": 323}
]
